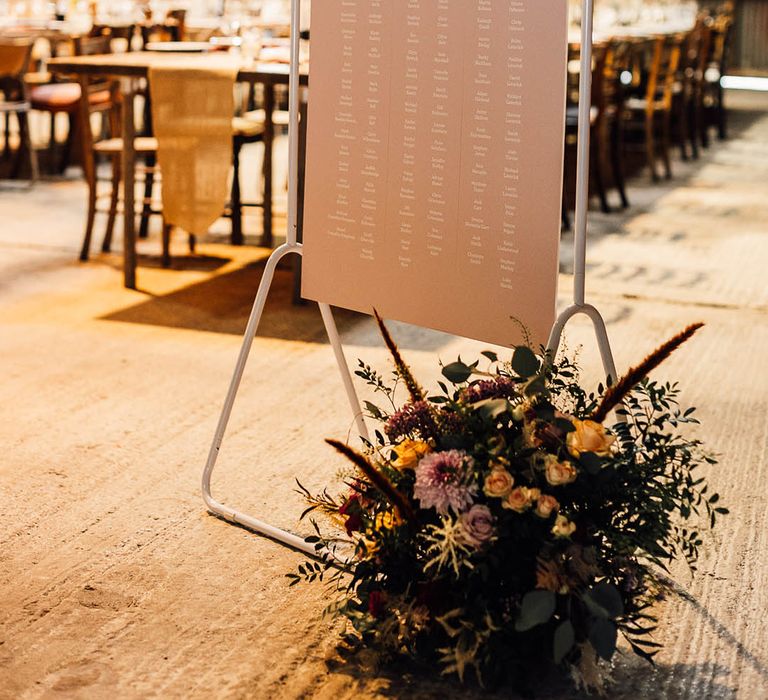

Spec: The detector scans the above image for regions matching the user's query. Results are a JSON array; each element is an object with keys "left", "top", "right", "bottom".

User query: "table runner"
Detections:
[{"left": 149, "top": 63, "right": 238, "bottom": 236}]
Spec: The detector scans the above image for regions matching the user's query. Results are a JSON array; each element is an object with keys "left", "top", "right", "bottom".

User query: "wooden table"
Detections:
[{"left": 48, "top": 51, "right": 308, "bottom": 289}]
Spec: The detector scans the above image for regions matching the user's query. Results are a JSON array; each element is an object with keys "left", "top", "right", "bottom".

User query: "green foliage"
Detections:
[{"left": 515, "top": 590, "right": 555, "bottom": 631}]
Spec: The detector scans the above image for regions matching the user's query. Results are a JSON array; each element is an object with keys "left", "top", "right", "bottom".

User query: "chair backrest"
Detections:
[
  {"left": 0, "top": 40, "right": 34, "bottom": 104},
  {"left": 709, "top": 15, "right": 733, "bottom": 75},
  {"left": 645, "top": 35, "right": 682, "bottom": 110},
  {"left": 74, "top": 33, "right": 119, "bottom": 181},
  {"left": 680, "top": 20, "right": 712, "bottom": 85},
  {"left": 589, "top": 43, "right": 610, "bottom": 119},
  {"left": 601, "top": 39, "right": 632, "bottom": 117},
  {"left": 89, "top": 23, "right": 137, "bottom": 52},
  {"left": 0, "top": 40, "right": 34, "bottom": 80},
  {"left": 140, "top": 10, "right": 186, "bottom": 48},
  {"left": 74, "top": 34, "right": 113, "bottom": 58},
  {"left": 166, "top": 9, "right": 186, "bottom": 41}
]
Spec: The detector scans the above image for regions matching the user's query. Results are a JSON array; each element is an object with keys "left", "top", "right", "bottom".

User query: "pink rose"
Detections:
[{"left": 461, "top": 505, "right": 495, "bottom": 547}]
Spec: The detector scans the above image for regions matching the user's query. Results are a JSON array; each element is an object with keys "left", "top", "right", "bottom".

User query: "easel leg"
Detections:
[
  {"left": 547, "top": 0, "right": 620, "bottom": 391},
  {"left": 201, "top": 245, "right": 369, "bottom": 555},
  {"left": 319, "top": 303, "right": 370, "bottom": 442},
  {"left": 547, "top": 303, "right": 619, "bottom": 385}
]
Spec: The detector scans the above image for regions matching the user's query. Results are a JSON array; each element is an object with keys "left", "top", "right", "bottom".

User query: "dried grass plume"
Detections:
[{"left": 592, "top": 322, "right": 704, "bottom": 423}]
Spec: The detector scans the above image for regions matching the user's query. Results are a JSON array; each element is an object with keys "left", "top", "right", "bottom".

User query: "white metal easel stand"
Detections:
[
  {"left": 201, "top": 0, "right": 369, "bottom": 556},
  {"left": 546, "top": 0, "right": 619, "bottom": 383},
  {"left": 202, "top": 0, "right": 617, "bottom": 553}
]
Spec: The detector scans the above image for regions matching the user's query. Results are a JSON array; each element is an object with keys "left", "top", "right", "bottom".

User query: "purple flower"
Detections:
[
  {"left": 461, "top": 377, "right": 518, "bottom": 404},
  {"left": 414, "top": 450, "right": 477, "bottom": 514},
  {"left": 385, "top": 401, "right": 438, "bottom": 441},
  {"left": 461, "top": 505, "right": 495, "bottom": 548}
]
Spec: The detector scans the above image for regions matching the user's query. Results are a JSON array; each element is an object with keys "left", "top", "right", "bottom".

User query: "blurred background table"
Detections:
[{"left": 48, "top": 50, "right": 308, "bottom": 289}]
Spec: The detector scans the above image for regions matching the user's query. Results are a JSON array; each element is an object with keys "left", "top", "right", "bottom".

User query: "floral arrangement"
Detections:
[{"left": 288, "top": 316, "right": 726, "bottom": 693}]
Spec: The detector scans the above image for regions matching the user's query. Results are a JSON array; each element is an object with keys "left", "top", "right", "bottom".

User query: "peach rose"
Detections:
[
  {"left": 502, "top": 486, "right": 537, "bottom": 512},
  {"left": 551, "top": 514, "right": 577, "bottom": 538},
  {"left": 566, "top": 419, "right": 616, "bottom": 458},
  {"left": 535, "top": 494, "right": 560, "bottom": 519},
  {"left": 544, "top": 455, "right": 578, "bottom": 486},
  {"left": 483, "top": 467, "right": 515, "bottom": 498},
  {"left": 391, "top": 439, "right": 431, "bottom": 469}
]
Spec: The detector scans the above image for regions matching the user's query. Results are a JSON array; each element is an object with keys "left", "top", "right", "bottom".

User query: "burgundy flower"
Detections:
[
  {"left": 385, "top": 401, "right": 439, "bottom": 441},
  {"left": 368, "top": 590, "right": 386, "bottom": 618},
  {"left": 461, "top": 376, "right": 518, "bottom": 403},
  {"left": 339, "top": 496, "right": 362, "bottom": 536}
]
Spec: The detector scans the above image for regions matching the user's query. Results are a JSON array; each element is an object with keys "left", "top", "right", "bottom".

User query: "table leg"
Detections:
[
  {"left": 121, "top": 78, "right": 137, "bottom": 289},
  {"left": 260, "top": 83, "right": 275, "bottom": 248}
]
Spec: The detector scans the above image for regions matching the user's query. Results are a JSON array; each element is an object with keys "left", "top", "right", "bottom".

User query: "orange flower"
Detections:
[
  {"left": 391, "top": 439, "right": 431, "bottom": 469},
  {"left": 375, "top": 510, "right": 403, "bottom": 531},
  {"left": 566, "top": 419, "right": 616, "bottom": 458}
]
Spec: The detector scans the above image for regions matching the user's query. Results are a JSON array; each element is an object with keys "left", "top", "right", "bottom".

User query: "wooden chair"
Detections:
[
  {"left": 604, "top": 40, "right": 632, "bottom": 209},
  {"left": 75, "top": 35, "right": 162, "bottom": 261},
  {"left": 89, "top": 23, "right": 138, "bottom": 52},
  {"left": 673, "top": 21, "right": 711, "bottom": 161},
  {"left": 13, "top": 34, "right": 70, "bottom": 165},
  {"left": 701, "top": 15, "right": 733, "bottom": 144},
  {"left": 563, "top": 40, "right": 629, "bottom": 217},
  {"left": 29, "top": 30, "right": 128, "bottom": 174},
  {"left": 624, "top": 35, "right": 682, "bottom": 181},
  {"left": 229, "top": 115, "right": 266, "bottom": 245},
  {"left": 0, "top": 39, "right": 39, "bottom": 184},
  {"left": 140, "top": 10, "right": 186, "bottom": 48}
]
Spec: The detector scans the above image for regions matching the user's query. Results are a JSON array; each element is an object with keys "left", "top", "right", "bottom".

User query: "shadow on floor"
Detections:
[
  {"left": 101, "top": 256, "right": 339, "bottom": 341},
  {"left": 100, "top": 256, "right": 454, "bottom": 351},
  {"left": 319, "top": 644, "right": 736, "bottom": 699}
]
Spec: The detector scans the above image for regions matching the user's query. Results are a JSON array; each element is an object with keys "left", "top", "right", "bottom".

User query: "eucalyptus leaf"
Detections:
[
  {"left": 512, "top": 346, "right": 540, "bottom": 377},
  {"left": 582, "top": 583, "right": 623, "bottom": 619},
  {"left": 515, "top": 590, "right": 555, "bottom": 632},
  {"left": 553, "top": 620, "right": 575, "bottom": 664},
  {"left": 591, "top": 582, "right": 624, "bottom": 617},
  {"left": 589, "top": 618, "right": 617, "bottom": 661},
  {"left": 363, "top": 401, "right": 384, "bottom": 419},
  {"left": 442, "top": 361, "right": 473, "bottom": 384}
]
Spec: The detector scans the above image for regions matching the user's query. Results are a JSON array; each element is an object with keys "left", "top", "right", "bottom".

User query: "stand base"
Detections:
[{"left": 201, "top": 242, "right": 368, "bottom": 557}]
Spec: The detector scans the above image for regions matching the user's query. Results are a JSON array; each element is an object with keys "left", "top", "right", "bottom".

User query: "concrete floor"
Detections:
[{"left": 1, "top": 92, "right": 767, "bottom": 699}]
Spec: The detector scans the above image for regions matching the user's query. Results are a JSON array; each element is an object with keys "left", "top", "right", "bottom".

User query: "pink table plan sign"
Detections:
[{"left": 302, "top": 0, "right": 569, "bottom": 347}]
